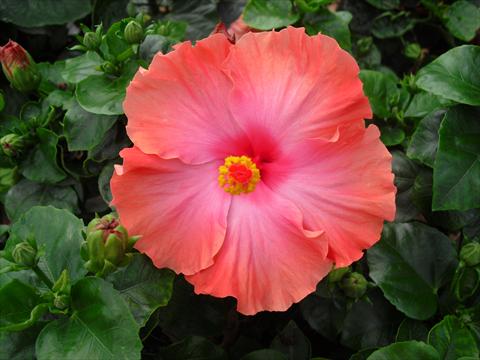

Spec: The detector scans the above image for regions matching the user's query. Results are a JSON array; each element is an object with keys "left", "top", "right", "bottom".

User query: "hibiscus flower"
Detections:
[{"left": 111, "top": 27, "right": 396, "bottom": 315}]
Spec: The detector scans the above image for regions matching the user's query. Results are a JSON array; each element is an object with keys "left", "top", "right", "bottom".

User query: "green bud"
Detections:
[
  {"left": 0, "top": 133, "right": 25, "bottom": 157},
  {"left": 53, "top": 294, "right": 70, "bottom": 310},
  {"left": 0, "top": 40, "right": 40, "bottom": 93},
  {"left": 453, "top": 265, "right": 480, "bottom": 302},
  {"left": 328, "top": 266, "right": 350, "bottom": 283},
  {"left": 100, "top": 61, "right": 117, "bottom": 75},
  {"left": 124, "top": 20, "right": 144, "bottom": 44},
  {"left": 357, "top": 37, "right": 373, "bottom": 55},
  {"left": 104, "top": 232, "right": 126, "bottom": 265},
  {"left": 339, "top": 272, "right": 368, "bottom": 298},
  {"left": 404, "top": 42, "right": 422, "bottom": 60},
  {"left": 85, "top": 230, "right": 105, "bottom": 273},
  {"left": 83, "top": 32, "right": 101, "bottom": 50},
  {"left": 12, "top": 242, "right": 37, "bottom": 267},
  {"left": 52, "top": 269, "right": 70, "bottom": 294},
  {"left": 460, "top": 242, "right": 480, "bottom": 267}
]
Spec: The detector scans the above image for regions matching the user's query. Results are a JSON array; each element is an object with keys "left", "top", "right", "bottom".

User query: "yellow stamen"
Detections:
[{"left": 218, "top": 155, "right": 260, "bottom": 195}]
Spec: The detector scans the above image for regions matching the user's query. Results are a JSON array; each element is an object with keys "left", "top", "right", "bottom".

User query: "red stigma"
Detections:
[{"left": 229, "top": 164, "right": 253, "bottom": 184}]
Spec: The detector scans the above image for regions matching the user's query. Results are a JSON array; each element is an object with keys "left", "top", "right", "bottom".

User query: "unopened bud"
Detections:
[
  {"left": 12, "top": 242, "right": 37, "bottom": 267},
  {"left": 52, "top": 269, "right": 70, "bottom": 294},
  {"left": 339, "top": 272, "right": 368, "bottom": 298},
  {"left": 100, "top": 61, "right": 117, "bottom": 75},
  {"left": 328, "top": 266, "right": 350, "bottom": 283},
  {"left": 124, "top": 20, "right": 144, "bottom": 44},
  {"left": 1, "top": 133, "right": 25, "bottom": 157},
  {"left": 460, "top": 242, "right": 480, "bottom": 267},
  {"left": 83, "top": 32, "right": 101, "bottom": 50},
  {"left": 404, "top": 43, "right": 422, "bottom": 60},
  {"left": 53, "top": 294, "right": 70, "bottom": 310},
  {"left": 0, "top": 40, "right": 40, "bottom": 92}
]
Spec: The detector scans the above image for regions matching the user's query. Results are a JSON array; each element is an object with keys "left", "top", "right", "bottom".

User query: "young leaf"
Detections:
[{"left": 243, "top": 0, "right": 300, "bottom": 30}]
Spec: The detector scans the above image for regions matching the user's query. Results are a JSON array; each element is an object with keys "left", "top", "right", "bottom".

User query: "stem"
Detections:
[{"left": 33, "top": 265, "right": 53, "bottom": 289}]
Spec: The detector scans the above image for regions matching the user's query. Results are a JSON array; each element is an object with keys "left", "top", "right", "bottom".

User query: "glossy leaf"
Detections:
[
  {"left": 371, "top": 12, "right": 415, "bottom": 39},
  {"left": 243, "top": 0, "right": 300, "bottom": 30},
  {"left": 107, "top": 254, "right": 175, "bottom": 326},
  {"left": 404, "top": 92, "right": 452, "bottom": 118},
  {"left": 36, "top": 277, "right": 142, "bottom": 360},
  {"left": 432, "top": 106, "right": 480, "bottom": 210},
  {"left": 396, "top": 319, "right": 428, "bottom": 342},
  {"left": 0, "top": 323, "right": 45, "bottom": 360},
  {"left": 5, "top": 179, "right": 78, "bottom": 221},
  {"left": 367, "top": 341, "right": 439, "bottom": 360},
  {"left": 391, "top": 151, "right": 420, "bottom": 222},
  {"left": 444, "top": 1, "right": 480, "bottom": 42},
  {"left": 416, "top": 46, "right": 480, "bottom": 106},
  {"left": 360, "top": 70, "right": 398, "bottom": 119},
  {"left": 305, "top": 9, "right": 352, "bottom": 50},
  {"left": 367, "top": 222, "right": 458, "bottom": 319},
  {"left": 428, "top": 315, "right": 479, "bottom": 360},
  {"left": 271, "top": 321, "right": 311, "bottom": 360},
  {"left": 62, "top": 52, "right": 103, "bottom": 84}
]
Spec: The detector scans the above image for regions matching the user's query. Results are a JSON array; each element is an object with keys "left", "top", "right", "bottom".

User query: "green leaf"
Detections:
[
  {"left": 444, "top": 1, "right": 480, "bottom": 42},
  {"left": 271, "top": 321, "right": 311, "bottom": 360},
  {"left": 366, "top": 0, "right": 400, "bottom": 10},
  {"left": 404, "top": 92, "right": 453, "bottom": 118},
  {"left": 407, "top": 109, "right": 445, "bottom": 168},
  {"left": 62, "top": 52, "right": 103, "bottom": 84},
  {"left": 367, "top": 222, "right": 458, "bottom": 320},
  {"left": 0, "top": 280, "right": 47, "bottom": 331},
  {"left": 416, "top": 45, "right": 480, "bottom": 106},
  {"left": 76, "top": 73, "right": 132, "bottom": 115},
  {"left": 396, "top": 319, "right": 429, "bottom": 342},
  {"left": 392, "top": 151, "right": 420, "bottom": 222},
  {"left": 107, "top": 254, "right": 175, "bottom": 326},
  {"left": 243, "top": 0, "right": 300, "bottom": 30},
  {"left": 21, "top": 128, "right": 66, "bottom": 184},
  {"left": 367, "top": 341, "right": 439, "bottom": 360},
  {"left": 242, "top": 349, "right": 288, "bottom": 360},
  {"left": 5, "top": 206, "right": 86, "bottom": 283},
  {"left": 64, "top": 100, "right": 117, "bottom": 151},
  {"left": 428, "top": 315, "right": 479, "bottom": 360},
  {"left": 5, "top": 179, "right": 78, "bottom": 222},
  {"left": 432, "top": 106, "right": 480, "bottom": 211},
  {"left": 36, "top": 277, "right": 142, "bottom": 360},
  {"left": 340, "top": 289, "right": 402, "bottom": 350},
  {"left": 371, "top": 12, "right": 415, "bottom": 39},
  {"left": 159, "top": 336, "right": 227, "bottom": 360},
  {"left": 0, "top": 323, "right": 45, "bottom": 360},
  {"left": 0, "top": 0, "right": 91, "bottom": 27},
  {"left": 359, "top": 70, "right": 398, "bottom": 119},
  {"left": 98, "top": 163, "right": 114, "bottom": 204},
  {"left": 380, "top": 126, "right": 405, "bottom": 146},
  {"left": 305, "top": 10, "right": 352, "bottom": 50}
]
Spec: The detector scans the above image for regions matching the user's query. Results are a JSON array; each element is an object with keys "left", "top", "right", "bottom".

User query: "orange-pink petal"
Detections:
[
  {"left": 124, "top": 34, "right": 242, "bottom": 164},
  {"left": 110, "top": 147, "right": 231, "bottom": 275},
  {"left": 186, "top": 183, "right": 333, "bottom": 315}
]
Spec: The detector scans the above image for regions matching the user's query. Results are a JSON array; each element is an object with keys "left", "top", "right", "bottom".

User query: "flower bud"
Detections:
[
  {"left": 0, "top": 40, "right": 40, "bottom": 93},
  {"left": 404, "top": 43, "right": 422, "bottom": 60},
  {"left": 124, "top": 20, "right": 144, "bottom": 44},
  {"left": 12, "top": 242, "right": 37, "bottom": 267},
  {"left": 85, "top": 230, "right": 105, "bottom": 274},
  {"left": 52, "top": 269, "right": 70, "bottom": 294},
  {"left": 100, "top": 61, "right": 117, "bottom": 75},
  {"left": 0, "top": 133, "right": 25, "bottom": 157},
  {"left": 53, "top": 294, "right": 70, "bottom": 310},
  {"left": 83, "top": 32, "right": 101, "bottom": 50},
  {"left": 460, "top": 242, "right": 480, "bottom": 267},
  {"left": 328, "top": 266, "right": 350, "bottom": 283},
  {"left": 339, "top": 272, "right": 368, "bottom": 299}
]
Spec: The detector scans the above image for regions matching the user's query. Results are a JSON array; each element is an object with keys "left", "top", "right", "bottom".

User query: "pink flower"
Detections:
[{"left": 111, "top": 27, "right": 396, "bottom": 315}]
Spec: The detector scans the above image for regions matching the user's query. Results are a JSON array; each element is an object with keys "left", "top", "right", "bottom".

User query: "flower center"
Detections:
[{"left": 218, "top": 155, "right": 260, "bottom": 195}]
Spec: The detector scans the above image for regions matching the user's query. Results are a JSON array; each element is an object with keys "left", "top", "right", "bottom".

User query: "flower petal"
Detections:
[
  {"left": 124, "top": 34, "right": 242, "bottom": 164},
  {"left": 110, "top": 147, "right": 231, "bottom": 275},
  {"left": 273, "top": 125, "right": 396, "bottom": 267},
  {"left": 226, "top": 27, "right": 371, "bottom": 143},
  {"left": 186, "top": 183, "right": 332, "bottom": 315}
]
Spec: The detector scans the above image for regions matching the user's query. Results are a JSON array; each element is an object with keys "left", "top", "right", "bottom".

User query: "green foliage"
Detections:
[{"left": 0, "top": 0, "right": 480, "bottom": 358}]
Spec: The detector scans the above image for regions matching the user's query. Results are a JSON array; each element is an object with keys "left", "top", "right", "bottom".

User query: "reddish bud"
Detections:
[{"left": 0, "top": 40, "right": 40, "bottom": 92}]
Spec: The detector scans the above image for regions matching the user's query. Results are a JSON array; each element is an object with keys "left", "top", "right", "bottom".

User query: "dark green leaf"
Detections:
[
  {"left": 432, "top": 106, "right": 480, "bottom": 211},
  {"left": 271, "top": 321, "right": 311, "bottom": 360},
  {"left": 36, "top": 277, "right": 142, "bottom": 360},
  {"left": 371, "top": 12, "right": 415, "bottom": 39},
  {"left": 444, "top": 1, "right": 480, "bottom": 42},
  {"left": 405, "top": 92, "right": 452, "bottom": 119},
  {"left": 392, "top": 151, "right": 420, "bottom": 222},
  {"left": 367, "top": 341, "right": 439, "bottom": 360},
  {"left": 160, "top": 336, "right": 227, "bottom": 360},
  {"left": 305, "top": 9, "right": 352, "bottom": 50},
  {"left": 416, "top": 45, "right": 480, "bottom": 106},
  {"left": 107, "top": 254, "right": 174, "bottom": 326},
  {"left": 340, "top": 289, "right": 402, "bottom": 350},
  {"left": 407, "top": 109, "right": 445, "bottom": 168},
  {"left": 365, "top": 0, "right": 400, "bottom": 10},
  {"left": 98, "top": 163, "right": 114, "bottom": 204},
  {"left": 0, "top": 280, "right": 47, "bottom": 331},
  {"left": 0, "top": 0, "right": 91, "bottom": 27},
  {"left": 21, "top": 128, "right": 66, "bottom": 184},
  {"left": 367, "top": 222, "right": 458, "bottom": 319},
  {"left": 360, "top": 70, "right": 398, "bottom": 119},
  {"left": 5, "top": 179, "right": 78, "bottom": 221},
  {"left": 62, "top": 52, "right": 103, "bottom": 84},
  {"left": 380, "top": 126, "right": 405, "bottom": 146},
  {"left": 64, "top": 100, "right": 117, "bottom": 151},
  {"left": 241, "top": 349, "right": 288, "bottom": 360},
  {"left": 0, "top": 323, "right": 45, "bottom": 360},
  {"left": 5, "top": 206, "right": 86, "bottom": 283},
  {"left": 396, "top": 319, "right": 429, "bottom": 342},
  {"left": 428, "top": 315, "right": 479, "bottom": 360},
  {"left": 243, "top": 0, "right": 300, "bottom": 30}
]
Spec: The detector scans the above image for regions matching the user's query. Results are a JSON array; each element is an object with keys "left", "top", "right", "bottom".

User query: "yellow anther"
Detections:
[{"left": 218, "top": 155, "right": 260, "bottom": 195}]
